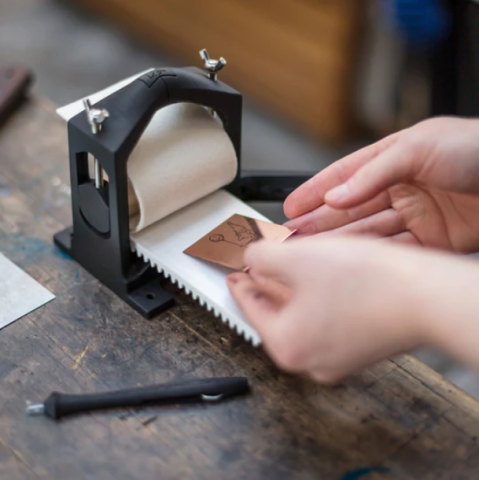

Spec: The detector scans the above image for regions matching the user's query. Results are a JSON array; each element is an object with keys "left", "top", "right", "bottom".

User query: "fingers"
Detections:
[
  {"left": 325, "top": 142, "right": 414, "bottom": 210},
  {"left": 244, "top": 241, "right": 301, "bottom": 286},
  {"left": 319, "top": 208, "right": 405, "bottom": 239},
  {"left": 230, "top": 272, "right": 291, "bottom": 306},
  {"left": 247, "top": 271, "right": 292, "bottom": 304},
  {"left": 228, "top": 271, "right": 310, "bottom": 374},
  {"left": 284, "top": 191, "right": 391, "bottom": 236},
  {"left": 284, "top": 134, "right": 399, "bottom": 219},
  {"left": 227, "top": 273, "right": 287, "bottom": 340},
  {"left": 383, "top": 231, "right": 421, "bottom": 246}
]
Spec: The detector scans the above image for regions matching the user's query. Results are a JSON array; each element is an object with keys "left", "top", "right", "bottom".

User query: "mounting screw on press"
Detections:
[
  {"left": 83, "top": 98, "right": 109, "bottom": 134},
  {"left": 83, "top": 98, "right": 109, "bottom": 189},
  {"left": 199, "top": 49, "right": 226, "bottom": 81}
]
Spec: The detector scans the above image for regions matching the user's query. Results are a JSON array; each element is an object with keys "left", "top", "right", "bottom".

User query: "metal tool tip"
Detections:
[
  {"left": 26, "top": 403, "right": 45, "bottom": 416},
  {"left": 201, "top": 393, "right": 223, "bottom": 402}
]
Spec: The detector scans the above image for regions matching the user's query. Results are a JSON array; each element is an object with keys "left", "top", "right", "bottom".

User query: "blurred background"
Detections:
[{"left": 2, "top": 0, "right": 479, "bottom": 398}]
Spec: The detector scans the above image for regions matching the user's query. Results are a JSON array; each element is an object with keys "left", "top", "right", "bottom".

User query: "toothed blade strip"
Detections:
[{"left": 132, "top": 246, "right": 260, "bottom": 346}]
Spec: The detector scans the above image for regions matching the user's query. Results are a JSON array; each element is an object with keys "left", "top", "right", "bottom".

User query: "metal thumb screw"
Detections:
[
  {"left": 83, "top": 98, "right": 110, "bottom": 135},
  {"left": 199, "top": 49, "right": 227, "bottom": 81}
]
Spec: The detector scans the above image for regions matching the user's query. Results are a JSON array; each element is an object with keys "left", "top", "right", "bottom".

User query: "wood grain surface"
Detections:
[{"left": 0, "top": 97, "right": 479, "bottom": 479}]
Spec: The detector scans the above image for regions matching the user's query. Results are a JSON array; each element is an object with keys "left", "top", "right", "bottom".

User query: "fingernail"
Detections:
[{"left": 326, "top": 184, "right": 350, "bottom": 203}]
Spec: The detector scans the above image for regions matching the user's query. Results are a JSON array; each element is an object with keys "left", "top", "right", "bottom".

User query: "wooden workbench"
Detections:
[{"left": 1, "top": 96, "right": 479, "bottom": 480}]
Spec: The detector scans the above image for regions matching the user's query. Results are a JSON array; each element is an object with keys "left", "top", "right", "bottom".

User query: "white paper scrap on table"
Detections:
[{"left": 0, "top": 253, "right": 55, "bottom": 330}]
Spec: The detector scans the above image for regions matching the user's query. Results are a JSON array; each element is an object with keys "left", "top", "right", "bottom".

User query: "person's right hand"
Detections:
[{"left": 284, "top": 117, "right": 479, "bottom": 253}]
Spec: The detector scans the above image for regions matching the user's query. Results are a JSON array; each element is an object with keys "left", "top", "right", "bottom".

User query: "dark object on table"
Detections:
[
  {"left": 0, "top": 66, "right": 34, "bottom": 127},
  {"left": 26, "top": 377, "right": 250, "bottom": 420}
]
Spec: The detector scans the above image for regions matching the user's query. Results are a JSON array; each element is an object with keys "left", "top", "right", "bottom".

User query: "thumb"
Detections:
[
  {"left": 227, "top": 273, "right": 286, "bottom": 338},
  {"left": 325, "top": 143, "right": 414, "bottom": 209}
]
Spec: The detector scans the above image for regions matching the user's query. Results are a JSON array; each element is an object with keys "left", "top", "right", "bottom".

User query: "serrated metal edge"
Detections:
[{"left": 132, "top": 246, "right": 261, "bottom": 346}]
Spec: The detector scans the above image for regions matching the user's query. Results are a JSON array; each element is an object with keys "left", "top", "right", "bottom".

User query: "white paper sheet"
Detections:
[{"left": 0, "top": 253, "right": 55, "bottom": 330}]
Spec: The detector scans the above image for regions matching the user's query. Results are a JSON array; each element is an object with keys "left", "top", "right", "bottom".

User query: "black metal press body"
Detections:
[{"left": 54, "top": 53, "right": 310, "bottom": 318}]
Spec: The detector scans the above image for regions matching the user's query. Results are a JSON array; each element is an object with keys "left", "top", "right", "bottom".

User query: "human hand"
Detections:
[
  {"left": 284, "top": 117, "right": 479, "bottom": 253},
  {"left": 227, "top": 237, "right": 479, "bottom": 383}
]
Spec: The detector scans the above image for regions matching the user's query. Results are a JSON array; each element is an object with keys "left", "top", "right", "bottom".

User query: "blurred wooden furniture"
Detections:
[{"left": 62, "top": 0, "right": 363, "bottom": 143}]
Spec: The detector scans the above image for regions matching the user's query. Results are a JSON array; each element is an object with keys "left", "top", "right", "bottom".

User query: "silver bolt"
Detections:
[
  {"left": 94, "top": 157, "right": 104, "bottom": 189},
  {"left": 26, "top": 402, "right": 45, "bottom": 416},
  {"left": 83, "top": 98, "right": 108, "bottom": 189},
  {"left": 83, "top": 98, "right": 110, "bottom": 135},
  {"left": 199, "top": 49, "right": 226, "bottom": 81}
]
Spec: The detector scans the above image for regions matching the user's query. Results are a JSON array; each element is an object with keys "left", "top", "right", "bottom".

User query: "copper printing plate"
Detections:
[{"left": 184, "top": 214, "right": 296, "bottom": 271}]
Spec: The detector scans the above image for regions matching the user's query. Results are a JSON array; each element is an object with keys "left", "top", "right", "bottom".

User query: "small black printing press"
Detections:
[{"left": 54, "top": 50, "right": 310, "bottom": 318}]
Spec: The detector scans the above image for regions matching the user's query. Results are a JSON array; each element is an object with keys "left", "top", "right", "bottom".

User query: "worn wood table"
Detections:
[{"left": 1, "top": 96, "right": 479, "bottom": 480}]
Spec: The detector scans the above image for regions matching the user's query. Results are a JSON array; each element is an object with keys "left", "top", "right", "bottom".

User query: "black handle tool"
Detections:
[{"left": 26, "top": 377, "right": 250, "bottom": 420}]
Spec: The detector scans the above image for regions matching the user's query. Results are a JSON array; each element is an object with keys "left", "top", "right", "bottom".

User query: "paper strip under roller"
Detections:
[{"left": 131, "top": 190, "right": 263, "bottom": 345}]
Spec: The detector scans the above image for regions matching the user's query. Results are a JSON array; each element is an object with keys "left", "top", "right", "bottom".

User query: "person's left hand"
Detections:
[{"left": 226, "top": 236, "right": 479, "bottom": 383}]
